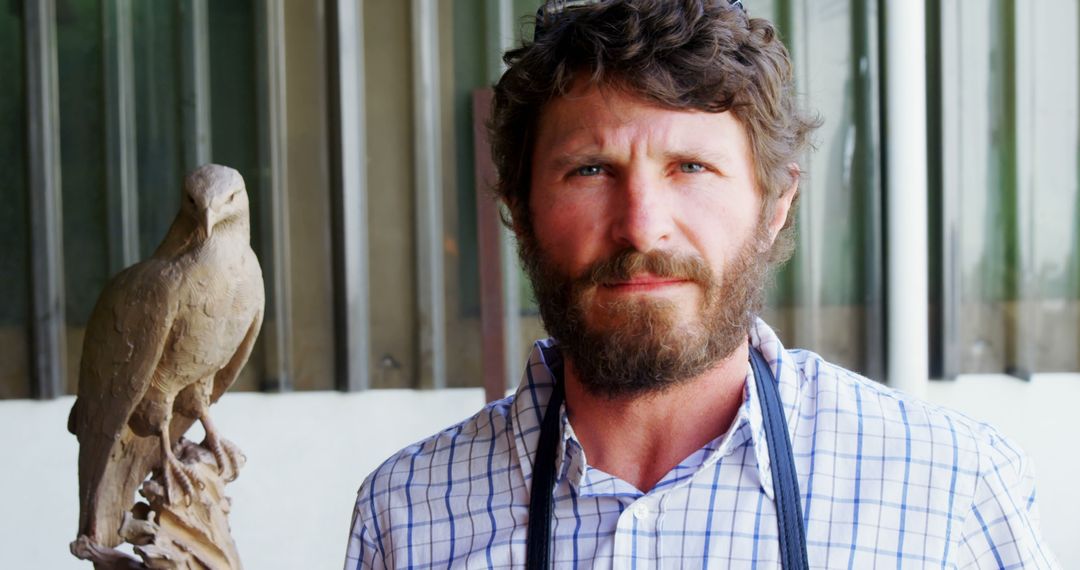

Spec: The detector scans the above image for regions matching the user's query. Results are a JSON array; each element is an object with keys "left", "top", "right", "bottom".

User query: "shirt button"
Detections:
[{"left": 632, "top": 503, "right": 650, "bottom": 520}]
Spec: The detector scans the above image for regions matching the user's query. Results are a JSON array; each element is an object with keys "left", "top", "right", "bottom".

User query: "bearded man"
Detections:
[{"left": 345, "top": 1, "right": 1058, "bottom": 568}]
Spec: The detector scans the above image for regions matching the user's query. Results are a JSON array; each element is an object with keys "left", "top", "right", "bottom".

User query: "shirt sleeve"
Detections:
[
  {"left": 956, "top": 430, "right": 1060, "bottom": 569},
  {"left": 344, "top": 491, "right": 385, "bottom": 570}
]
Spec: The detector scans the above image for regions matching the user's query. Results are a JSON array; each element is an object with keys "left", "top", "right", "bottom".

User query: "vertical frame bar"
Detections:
[
  {"left": 497, "top": 0, "right": 523, "bottom": 393},
  {"left": 24, "top": 0, "right": 67, "bottom": 399},
  {"left": 1011, "top": 0, "right": 1036, "bottom": 379},
  {"left": 178, "top": 0, "right": 211, "bottom": 170},
  {"left": 884, "top": 0, "right": 929, "bottom": 397},
  {"left": 254, "top": 0, "right": 294, "bottom": 392},
  {"left": 103, "top": 0, "right": 140, "bottom": 275},
  {"left": 327, "top": 0, "right": 372, "bottom": 391},
  {"left": 851, "top": 0, "right": 885, "bottom": 381},
  {"left": 474, "top": 89, "right": 506, "bottom": 403},
  {"left": 926, "top": 0, "right": 945, "bottom": 378},
  {"left": 411, "top": 0, "right": 447, "bottom": 389},
  {"left": 939, "top": 0, "right": 962, "bottom": 379}
]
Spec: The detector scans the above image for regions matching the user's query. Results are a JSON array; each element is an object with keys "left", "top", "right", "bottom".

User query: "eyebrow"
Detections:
[
  {"left": 544, "top": 148, "right": 732, "bottom": 170},
  {"left": 547, "top": 153, "right": 608, "bottom": 171},
  {"left": 665, "top": 149, "right": 731, "bottom": 164}
]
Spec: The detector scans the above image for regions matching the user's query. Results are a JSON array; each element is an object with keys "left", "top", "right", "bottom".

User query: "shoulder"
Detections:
[
  {"left": 348, "top": 395, "right": 524, "bottom": 560},
  {"left": 359, "top": 394, "right": 518, "bottom": 497},
  {"left": 786, "top": 349, "right": 1038, "bottom": 510},
  {"left": 787, "top": 351, "right": 1060, "bottom": 565},
  {"left": 790, "top": 348, "right": 1010, "bottom": 456}
]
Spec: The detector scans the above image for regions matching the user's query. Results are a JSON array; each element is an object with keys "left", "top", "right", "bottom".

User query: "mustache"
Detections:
[{"left": 578, "top": 249, "right": 714, "bottom": 287}]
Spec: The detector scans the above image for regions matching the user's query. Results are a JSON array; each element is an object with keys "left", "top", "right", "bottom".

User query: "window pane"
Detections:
[
  {"left": 364, "top": 0, "right": 418, "bottom": 388},
  {"left": 132, "top": 0, "right": 183, "bottom": 258},
  {"left": 282, "top": 0, "right": 336, "bottom": 390},
  {"left": 944, "top": 0, "right": 1017, "bottom": 374},
  {"left": 1019, "top": 0, "right": 1079, "bottom": 372},
  {"left": 761, "top": 0, "right": 884, "bottom": 378},
  {"left": 0, "top": 3, "right": 30, "bottom": 399},
  {"left": 58, "top": 0, "right": 108, "bottom": 395}
]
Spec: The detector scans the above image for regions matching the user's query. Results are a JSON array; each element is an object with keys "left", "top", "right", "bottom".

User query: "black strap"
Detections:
[
  {"left": 526, "top": 347, "right": 808, "bottom": 569},
  {"left": 525, "top": 369, "right": 565, "bottom": 570},
  {"left": 749, "top": 347, "right": 810, "bottom": 570}
]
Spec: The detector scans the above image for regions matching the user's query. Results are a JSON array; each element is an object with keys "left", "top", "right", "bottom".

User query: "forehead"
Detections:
[{"left": 532, "top": 81, "right": 750, "bottom": 161}]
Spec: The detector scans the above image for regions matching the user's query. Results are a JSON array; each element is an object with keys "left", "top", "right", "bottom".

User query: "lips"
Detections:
[{"left": 601, "top": 274, "right": 690, "bottom": 290}]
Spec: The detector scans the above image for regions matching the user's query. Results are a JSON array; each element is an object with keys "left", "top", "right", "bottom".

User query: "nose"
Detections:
[{"left": 610, "top": 167, "right": 673, "bottom": 251}]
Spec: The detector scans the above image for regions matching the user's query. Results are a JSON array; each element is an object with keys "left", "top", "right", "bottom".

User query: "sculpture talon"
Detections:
[
  {"left": 163, "top": 448, "right": 199, "bottom": 504},
  {"left": 199, "top": 410, "right": 245, "bottom": 482}
]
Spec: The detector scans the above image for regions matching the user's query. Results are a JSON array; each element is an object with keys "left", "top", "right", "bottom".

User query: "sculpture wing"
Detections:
[
  {"left": 211, "top": 249, "right": 265, "bottom": 403},
  {"left": 211, "top": 307, "right": 263, "bottom": 403},
  {"left": 69, "top": 259, "right": 181, "bottom": 546}
]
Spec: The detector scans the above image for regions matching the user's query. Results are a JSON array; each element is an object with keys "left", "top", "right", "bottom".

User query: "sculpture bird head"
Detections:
[{"left": 181, "top": 164, "right": 250, "bottom": 241}]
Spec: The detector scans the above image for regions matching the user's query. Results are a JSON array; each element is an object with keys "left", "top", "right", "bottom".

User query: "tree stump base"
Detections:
[{"left": 71, "top": 438, "right": 245, "bottom": 570}]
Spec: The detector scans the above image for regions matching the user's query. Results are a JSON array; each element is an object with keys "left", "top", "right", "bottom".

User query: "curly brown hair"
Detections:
[{"left": 490, "top": 0, "right": 819, "bottom": 264}]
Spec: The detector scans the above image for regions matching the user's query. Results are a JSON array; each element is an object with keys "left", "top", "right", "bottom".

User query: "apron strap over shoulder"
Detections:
[{"left": 526, "top": 346, "right": 810, "bottom": 569}]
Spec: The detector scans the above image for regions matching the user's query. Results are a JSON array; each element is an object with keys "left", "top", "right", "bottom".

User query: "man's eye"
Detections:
[
  {"left": 574, "top": 165, "right": 603, "bottom": 177},
  {"left": 680, "top": 162, "right": 705, "bottom": 173}
]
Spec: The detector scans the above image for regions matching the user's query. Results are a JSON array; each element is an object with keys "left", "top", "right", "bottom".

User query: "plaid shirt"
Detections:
[{"left": 345, "top": 319, "right": 1059, "bottom": 568}]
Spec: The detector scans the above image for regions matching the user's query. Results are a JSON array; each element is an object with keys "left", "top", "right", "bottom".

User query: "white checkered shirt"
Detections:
[{"left": 345, "top": 319, "right": 1059, "bottom": 568}]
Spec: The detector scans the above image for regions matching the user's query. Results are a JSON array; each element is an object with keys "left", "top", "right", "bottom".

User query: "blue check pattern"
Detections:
[{"left": 345, "top": 319, "right": 1059, "bottom": 568}]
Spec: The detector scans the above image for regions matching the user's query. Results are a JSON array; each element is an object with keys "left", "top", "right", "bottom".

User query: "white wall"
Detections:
[
  {"left": 2, "top": 377, "right": 1076, "bottom": 568},
  {"left": 0, "top": 389, "right": 486, "bottom": 569}
]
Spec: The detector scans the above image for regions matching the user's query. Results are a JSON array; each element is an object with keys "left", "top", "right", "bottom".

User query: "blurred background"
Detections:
[{"left": 1, "top": 0, "right": 1077, "bottom": 567}]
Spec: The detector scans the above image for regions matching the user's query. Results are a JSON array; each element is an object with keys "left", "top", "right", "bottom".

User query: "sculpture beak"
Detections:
[{"left": 202, "top": 208, "right": 214, "bottom": 240}]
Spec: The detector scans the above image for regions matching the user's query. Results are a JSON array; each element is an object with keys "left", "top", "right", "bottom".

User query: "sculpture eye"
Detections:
[{"left": 227, "top": 193, "right": 236, "bottom": 204}]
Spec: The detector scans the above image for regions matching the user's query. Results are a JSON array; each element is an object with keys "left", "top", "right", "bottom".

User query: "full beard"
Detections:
[{"left": 521, "top": 226, "right": 771, "bottom": 400}]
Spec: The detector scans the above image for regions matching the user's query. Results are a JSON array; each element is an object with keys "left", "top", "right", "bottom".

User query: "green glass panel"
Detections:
[
  {"left": 452, "top": 0, "right": 485, "bottom": 319},
  {"left": 1019, "top": 0, "right": 1079, "bottom": 371},
  {"left": 765, "top": 0, "right": 882, "bottom": 374},
  {"left": 132, "top": 0, "right": 182, "bottom": 256},
  {"left": 512, "top": 0, "right": 543, "bottom": 316},
  {"left": 946, "top": 0, "right": 1016, "bottom": 373},
  {"left": 57, "top": 0, "right": 109, "bottom": 327},
  {"left": 512, "top": 0, "right": 542, "bottom": 43},
  {"left": 0, "top": 2, "right": 30, "bottom": 399},
  {"left": 444, "top": 0, "right": 486, "bottom": 388},
  {"left": 764, "top": 0, "right": 795, "bottom": 311},
  {"left": 978, "top": 0, "right": 1019, "bottom": 304},
  {"left": 0, "top": 4, "right": 28, "bottom": 326},
  {"left": 208, "top": 0, "right": 257, "bottom": 196}
]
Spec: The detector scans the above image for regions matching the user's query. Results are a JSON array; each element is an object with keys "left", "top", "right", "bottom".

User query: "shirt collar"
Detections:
[
  {"left": 745, "top": 318, "right": 805, "bottom": 499},
  {"left": 509, "top": 338, "right": 562, "bottom": 488},
  {"left": 509, "top": 319, "right": 804, "bottom": 501}
]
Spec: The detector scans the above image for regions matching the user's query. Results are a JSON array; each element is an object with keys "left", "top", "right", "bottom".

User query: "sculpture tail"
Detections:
[{"left": 76, "top": 424, "right": 160, "bottom": 548}]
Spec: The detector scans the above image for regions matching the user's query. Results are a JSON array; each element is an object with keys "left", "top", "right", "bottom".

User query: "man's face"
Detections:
[{"left": 522, "top": 81, "right": 791, "bottom": 399}]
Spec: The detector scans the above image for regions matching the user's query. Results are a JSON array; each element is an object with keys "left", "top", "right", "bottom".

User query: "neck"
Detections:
[{"left": 563, "top": 341, "right": 749, "bottom": 493}]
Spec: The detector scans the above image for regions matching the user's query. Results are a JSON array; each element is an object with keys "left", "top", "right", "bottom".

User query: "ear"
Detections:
[
  {"left": 765, "top": 163, "right": 800, "bottom": 246},
  {"left": 500, "top": 195, "right": 522, "bottom": 234}
]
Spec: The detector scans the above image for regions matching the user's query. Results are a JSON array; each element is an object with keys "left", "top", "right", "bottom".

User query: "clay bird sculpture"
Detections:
[{"left": 68, "top": 164, "right": 264, "bottom": 549}]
